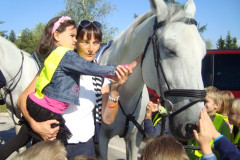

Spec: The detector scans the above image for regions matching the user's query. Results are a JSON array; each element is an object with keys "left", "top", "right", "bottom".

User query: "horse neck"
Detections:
[
  {"left": 0, "top": 40, "right": 24, "bottom": 82},
  {"left": 102, "top": 16, "right": 156, "bottom": 107}
]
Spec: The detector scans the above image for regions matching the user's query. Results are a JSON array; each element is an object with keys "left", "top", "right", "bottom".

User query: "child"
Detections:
[
  {"left": 144, "top": 99, "right": 170, "bottom": 138},
  {"left": 140, "top": 136, "right": 189, "bottom": 160},
  {"left": 217, "top": 91, "right": 234, "bottom": 133},
  {"left": 194, "top": 107, "right": 240, "bottom": 160},
  {"left": 13, "top": 140, "right": 67, "bottom": 160},
  {"left": 26, "top": 16, "right": 131, "bottom": 145},
  {"left": 187, "top": 86, "right": 231, "bottom": 160},
  {"left": 228, "top": 98, "right": 240, "bottom": 149}
]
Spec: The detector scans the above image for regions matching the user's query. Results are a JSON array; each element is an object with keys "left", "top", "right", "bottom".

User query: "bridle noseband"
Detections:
[{"left": 141, "top": 17, "right": 206, "bottom": 120}]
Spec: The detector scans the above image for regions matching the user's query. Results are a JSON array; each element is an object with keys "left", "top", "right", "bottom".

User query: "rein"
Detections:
[
  {"left": 118, "top": 92, "right": 146, "bottom": 138},
  {"left": 3, "top": 50, "right": 24, "bottom": 125},
  {"left": 141, "top": 17, "right": 206, "bottom": 136}
]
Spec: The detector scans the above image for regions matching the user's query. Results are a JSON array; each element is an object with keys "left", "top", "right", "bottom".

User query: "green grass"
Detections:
[{"left": 0, "top": 104, "right": 7, "bottom": 112}]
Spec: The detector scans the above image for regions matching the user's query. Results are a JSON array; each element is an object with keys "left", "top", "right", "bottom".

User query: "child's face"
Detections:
[
  {"left": 55, "top": 25, "right": 77, "bottom": 50},
  {"left": 204, "top": 96, "right": 220, "bottom": 116},
  {"left": 228, "top": 110, "right": 240, "bottom": 128}
]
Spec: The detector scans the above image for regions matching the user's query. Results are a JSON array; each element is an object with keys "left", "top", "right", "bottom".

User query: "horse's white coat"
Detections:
[{"left": 99, "top": 0, "right": 206, "bottom": 159}]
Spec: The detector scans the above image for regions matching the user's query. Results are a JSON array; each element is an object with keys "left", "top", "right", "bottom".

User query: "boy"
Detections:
[{"left": 187, "top": 86, "right": 231, "bottom": 160}]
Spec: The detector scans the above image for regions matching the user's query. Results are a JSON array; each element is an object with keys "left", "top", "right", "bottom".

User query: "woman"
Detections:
[{"left": 17, "top": 20, "right": 140, "bottom": 159}]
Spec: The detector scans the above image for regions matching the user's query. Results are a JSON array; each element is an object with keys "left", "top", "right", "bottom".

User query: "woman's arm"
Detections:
[
  {"left": 101, "top": 54, "right": 142, "bottom": 124},
  {"left": 17, "top": 75, "right": 59, "bottom": 140}
]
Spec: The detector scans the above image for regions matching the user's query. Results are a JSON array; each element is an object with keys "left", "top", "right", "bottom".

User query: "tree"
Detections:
[
  {"left": 232, "top": 37, "right": 238, "bottom": 49},
  {"left": 216, "top": 31, "right": 239, "bottom": 49},
  {"left": 225, "top": 31, "right": 232, "bottom": 49},
  {"left": 15, "top": 28, "right": 35, "bottom": 53},
  {"left": 198, "top": 23, "right": 207, "bottom": 35},
  {"left": 205, "top": 39, "right": 213, "bottom": 50},
  {"left": 32, "top": 23, "right": 46, "bottom": 50},
  {"left": 0, "top": 21, "right": 7, "bottom": 38},
  {"left": 57, "top": 0, "right": 117, "bottom": 42},
  {"left": 216, "top": 36, "right": 225, "bottom": 49},
  {"left": 8, "top": 30, "right": 16, "bottom": 43}
]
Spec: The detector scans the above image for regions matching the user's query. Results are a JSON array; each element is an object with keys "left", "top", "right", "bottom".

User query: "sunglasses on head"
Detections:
[{"left": 79, "top": 20, "right": 102, "bottom": 29}]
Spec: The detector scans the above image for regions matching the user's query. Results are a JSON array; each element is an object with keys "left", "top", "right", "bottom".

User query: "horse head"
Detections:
[{"left": 142, "top": 0, "right": 206, "bottom": 139}]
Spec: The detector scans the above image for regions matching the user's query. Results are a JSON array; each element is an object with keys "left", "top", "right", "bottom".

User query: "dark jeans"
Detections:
[
  {"left": 65, "top": 138, "right": 96, "bottom": 159},
  {"left": 0, "top": 124, "right": 31, "bottom": 160}
]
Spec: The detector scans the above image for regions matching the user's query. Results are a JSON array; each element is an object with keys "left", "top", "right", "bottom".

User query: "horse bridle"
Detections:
[
  {"left": 2, "top": 50, "right": 24, "bottom": 125},
  {"left": 118, "top": 17, "right": 206, "bottom": 138},
  {"left": 141, "top": 17, "right": 206, "bottom": 135}
]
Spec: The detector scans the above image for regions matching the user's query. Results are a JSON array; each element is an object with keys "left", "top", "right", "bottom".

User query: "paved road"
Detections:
[{"left": 0, "top": 113, "right": 143, "bottom": 160}]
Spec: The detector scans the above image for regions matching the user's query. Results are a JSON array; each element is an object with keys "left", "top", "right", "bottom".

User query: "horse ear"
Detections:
[
  {"left": 184, "top": 0, "right": 196, "bottom": 18},
  {"left": 149, "top": 0, "right": 168, "bottom": 22}
]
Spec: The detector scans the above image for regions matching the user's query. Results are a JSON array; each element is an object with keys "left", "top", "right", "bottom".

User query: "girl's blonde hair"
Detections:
[
  {"left": 230, "top": 98, "right": 240, "bottom": 115},
  {"left": 217, "top": 91, "right": 234, "bottom": 115},
  {"left": 13, "top": 140, "right": 66, "bottom": 160},
  {"left": 205, "top": 86, "right": 222, "bottom": 106}
]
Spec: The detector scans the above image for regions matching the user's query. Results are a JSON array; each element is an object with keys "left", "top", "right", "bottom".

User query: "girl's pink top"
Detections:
[{"left": 29, "top": 92, "right": 69, "bottom": 114}]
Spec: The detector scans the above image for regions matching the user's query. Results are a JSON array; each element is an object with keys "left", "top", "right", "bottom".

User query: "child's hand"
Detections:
[
  {"left": 129, "top": 53, "right": 142, "bottom": 71},
  {"left": 151, "top": 99, "right": 161, "bottom": 112}
]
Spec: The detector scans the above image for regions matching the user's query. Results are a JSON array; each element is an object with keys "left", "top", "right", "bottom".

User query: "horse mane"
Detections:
[
  {"left": 104, "top": 11, "right": 154, "bottom": 64},
  {"left": 103, "top": 4, "right": 189, "bottom": 64}
]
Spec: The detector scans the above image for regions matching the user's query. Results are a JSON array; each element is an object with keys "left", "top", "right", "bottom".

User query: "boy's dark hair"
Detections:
[{"left": 37, "top": 16, "right": 76, "bottom": 59}]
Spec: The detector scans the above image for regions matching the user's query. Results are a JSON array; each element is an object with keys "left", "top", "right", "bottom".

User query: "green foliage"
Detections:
[
  {"left": 15, "top": 28, "right": 35, "bottom": 53},
  {"left": 0, "top": 21, "right": 8, "bottom": 38},
  {"left": 198, "top": 23, "right": 207, "bottom": 35},
  {"left": 32, "top": 23, "right": 46, "bottom": 51},
  {"left": 216, "top": 36, "right": 225, "bottom": 49},
  {"left": 57, "top": 0, "right": 117, "bottom": 42},
  {"left": 205, "top": 39, "right": 213, "bottom": 50},
  {"left": 8, "top": 30, "right": 16, "bottom": 42},
  {"left": 216, "top": 31, "right": 239, "bottom": 49}
]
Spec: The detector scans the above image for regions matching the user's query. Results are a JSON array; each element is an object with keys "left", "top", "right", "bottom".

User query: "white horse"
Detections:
[
  {"left": 0, "top": 36, "right": 39, "bottom": 137},
  {"left": 99, "top": 0, "right": 206, "bottom": 159}
]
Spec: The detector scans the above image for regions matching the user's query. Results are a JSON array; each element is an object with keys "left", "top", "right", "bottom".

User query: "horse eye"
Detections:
[{"left": 169, "top": 50, "right": 175, "bottom": 55}]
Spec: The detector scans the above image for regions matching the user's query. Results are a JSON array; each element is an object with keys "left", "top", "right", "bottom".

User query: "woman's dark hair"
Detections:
[
  {"left": 37, "top": 16, "right": 76, "bottom": 59},
  {"left": 76, "top": 23, "right": 102, "bottom": 42}
]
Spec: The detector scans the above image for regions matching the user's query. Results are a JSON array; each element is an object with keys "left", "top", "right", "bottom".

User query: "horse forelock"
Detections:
[{"left": 157, "top": 4, "right": 189, "bottom": 27}]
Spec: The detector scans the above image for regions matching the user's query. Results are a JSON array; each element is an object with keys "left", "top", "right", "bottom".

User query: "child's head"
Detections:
[
  {"left": 37, "top": 16, "right": 77, "bottom": 59},
  {"left": 228, "top": 98, "right": 240, "bottom": 128},
  {"left": 140, "top": 136, "right": 189, "bottom": 160},
  {"left": 204, "top": 86, "right": 222, "bottom": 116},
  {"left": 76, "top": 20, "right": 102, "bottom": 62},
  {"left": 13, "top": 140, "right": 67, "bottom": 160},
  {"left": 217, "top": 91, "right": 234, "bottom": 115}
]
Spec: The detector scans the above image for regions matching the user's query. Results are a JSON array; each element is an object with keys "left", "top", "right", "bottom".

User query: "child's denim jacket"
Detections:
[{"left": 38, "top": 46, "right": 116, "bottom": 105}]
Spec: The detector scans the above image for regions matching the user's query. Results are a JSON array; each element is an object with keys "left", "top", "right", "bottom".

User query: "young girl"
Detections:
[
  {"left": 26, "top": 16, "right": 129, "bottom": 145},
  {"left": 217, "top": 90, "right": 234, "bottom": 133},
  {"left": 228, "top": 98, "right": 240, "bottom": 149}
]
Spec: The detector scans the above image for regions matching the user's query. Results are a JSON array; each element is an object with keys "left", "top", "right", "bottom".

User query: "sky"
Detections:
[{"left": 0, "top": 0, "right": 239, "bottom": 49}]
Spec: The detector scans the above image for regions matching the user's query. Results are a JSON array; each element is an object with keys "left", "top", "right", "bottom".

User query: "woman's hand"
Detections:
[{"left": 30, "top": 120, "right": 60, "bottom": 141}]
